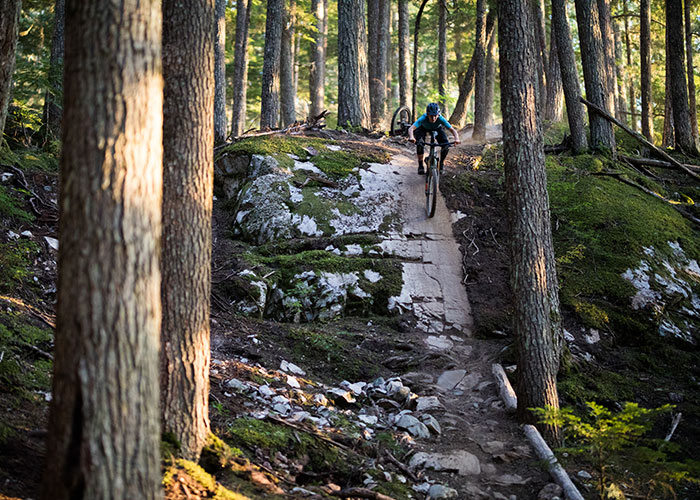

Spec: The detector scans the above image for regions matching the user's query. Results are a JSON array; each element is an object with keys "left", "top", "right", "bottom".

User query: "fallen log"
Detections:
[
  {"left": 619, "top": 155, "right": 700, "bottom": 173},
  {"left": 491, "top": 363, "right": 517, "bottom": 413},
  {"left": 523, "top": 425, "right": 585, "bottom": 500},
  {"left": 580, "top": 97, "right": 700, "bottom": 182}
]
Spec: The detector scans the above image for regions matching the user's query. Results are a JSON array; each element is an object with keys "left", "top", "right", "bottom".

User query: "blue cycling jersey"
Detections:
[{"left": 412, "top": 113, "right": 452, "bottom": 131}]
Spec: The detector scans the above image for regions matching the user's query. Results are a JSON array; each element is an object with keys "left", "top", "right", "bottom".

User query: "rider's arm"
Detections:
[
  {"left": 408, "top": 124, "right": 417, "bottom": 142},
  {"left": 450, "top": 126, "right": 460, "bottom": 144}
]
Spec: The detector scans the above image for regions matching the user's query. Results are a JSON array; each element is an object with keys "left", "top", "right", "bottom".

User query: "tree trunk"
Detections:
[
  {"left": 575, "top": 0, "right": 615, "bottom": 151},
  {"left": 438, "top": 0, "right": 448, "bottom": 113},
  {"left": 663, "top": 45, "right": 675, "bottom": 148},
  {"left": 280, "top": 0, "right": 296, "bottom": 126},
  {"left": 450, "top": 10, "right": 495, "bottom": 128},
  {"left": 161, "top": 0, "right": 214, "bottom": 462},
  {"left": 597, "top": 0, "right": 617, "bottom": 117},
  {"left": 309, "top": 0, "right": 326, "bottom": 117},
  {"left": 367, "top": 0, "right": 387, "bottom": 128},
  {"left": 484, "top": 17, "right": 497, "bottom": 126},
  {"left": 531, "top": 0, "right": 548, "bottom": 107},
  {"left": 613, "top": 18, "right": 628, "bottom": 124},
  {"left": 385, "top": 1, "right": 394, "bottom": 105},
  {"left": 544, "top": 30, "right": 564, "bottom": 123},
  {"left": 666, "top": 0, "right": 697, "bottom": 154},
  {"left": 640, "top": 0, "right": 653, "bottom": 141},
  {"left": 338, "top": 0, "right": 371, "bottom": 128},
  {"left": 685, "top": 0, "right": 698, "bottom": 146},
  {"left": 231, "top": 0, "right": 251, "bottom": 136},
  {"left": 472, "top": 0, "right": 487, "bottom": 141},
  {"left": 398, "top": 0, "right": 410, "bottom": 108},
  {"left": 42, "top": 0, "right": 65, "bottom": 140},
  {"left": 498, "top": 0, "right": 561, "bottom": 445},
  {"left": 552, "top": 0, "right": 587, "bottom": 152},
  {"left": 412, "top": 0, "right": 430, "bottom": 120},
  {"left": 214, "top": 0, "right": 227, "bottom": 143},
  {"left": 260, "top": 0, "right": 284, "bottom": 129},
  {"left": 623, "top": 0, "right": 635, "bottom": 129},
  {"left": 0, "top": 0, "right": 21, "bottom": 137},
  {"left": 42, "top": 0, "right": 163, "bottom": 498}
]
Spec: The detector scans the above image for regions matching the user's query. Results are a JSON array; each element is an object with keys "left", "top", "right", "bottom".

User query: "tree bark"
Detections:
[
  {"left": 309, "top": 0, "right": 326, "bottom": 117},
  {"left": 498, "top": 0, "right": 561, "bottom": 444},
  {"left": 398, "top": 0, "right": 410, "bottom": 108},
  {"left": 552, "top": 0, "right": 587, "bottom": 153},
  {"left": 544, "top": 28, "right": 564, "bottom": 123},
  {"left": 411, "top": 0, "right": 430, "bottom": 121},
  {"left": 231, "top": 0, "right": 251, "bottom": 136},
  {"left": 42, "top": 0, "right": 65, "bottom": 140},
  {"left": 280, "top": 0, "right": 297, "bottom": 126},
  {"left": 161, "top": 0, "right": 214, "bottom": 462},
  {"left": 450, "top": 10, "right": 496, "bottom": 128},
  {"left": 484, "top": 16, "right": 497, "bottom": 126},
  {"left": 613, "top": 19, "right": 628, "bottom": 123},
  {"left": 0, "top": 0, "right": 21, "bottom": 137},
  {"left": 338, "top": 0, "right": 371, "bottom": 128},
  {"left": 260, "top": 0, "right": 284, "bottom": 129},
  {"left": 640, "top": 0, "right": 653, "bottom": 141},
  {"left": 472, "top": 0, "right": 487, "bottom": 141},
  {"left": 623, "top": 0, "right": 635, "bottom": 129},
  {"left": 531, "top": 0, "right": 548, "bottom": 107},
  {"left": 663, "top": 26, "right": 675, "bottom": 149},
  {"left": 42, "top": 0, "right": 163, "bottom": 498},
  {"left": 684, "top": 0, "right": 698, "bottom": 146},
  {"left": 438, "top": 0, "right": 448, "bottom": 114},
  {"left": 385, "top": 0, "right": 394, "bottom": 104},
  {"left": 575, "top": 0, "right": 616, "bottom": 151},
  {"left": 214, "top": 0, "right": 227, "bottom": 143},
  {"left": 666, "top": 0, "right": 697, "bottom": 155},
  {"left": 368, "top": 0, "right": 388, "bottom": 128},
  {"left": 597, "top": 0, "right": 617, "bottom": 117}
]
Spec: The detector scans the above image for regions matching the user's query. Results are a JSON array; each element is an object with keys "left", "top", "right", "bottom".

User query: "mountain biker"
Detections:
[{"left": 408, "top": 103, "right": 461, "bottom": 175}]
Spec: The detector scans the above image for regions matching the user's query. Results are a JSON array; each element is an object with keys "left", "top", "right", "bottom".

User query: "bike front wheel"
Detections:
[{"left": 425, "top": 168, "right": 438, "bottom": 218}]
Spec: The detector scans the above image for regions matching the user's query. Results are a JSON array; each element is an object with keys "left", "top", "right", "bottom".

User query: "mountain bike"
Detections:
[
  {"left": 418, "top": 132, "right": 455, "bottom": 218},
  {"left": 390, "top": 105, "right": 412, "bottom": 136}
]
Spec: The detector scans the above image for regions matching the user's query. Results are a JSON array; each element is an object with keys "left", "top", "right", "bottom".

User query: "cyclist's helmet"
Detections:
[{"left": 426, "top": 103, "right": 441, "bottom": 116}]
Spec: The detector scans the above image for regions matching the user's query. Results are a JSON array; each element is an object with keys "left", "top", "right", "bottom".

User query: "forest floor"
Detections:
[{"left": 1, "top": 124, "right": 699, "bottom": 499}]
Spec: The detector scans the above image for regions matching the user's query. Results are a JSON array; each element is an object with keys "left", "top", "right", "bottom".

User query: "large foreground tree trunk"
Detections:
[
  {"left": 0, "top": 0, "right": 21, "bottom": 137},
  {"left": 498, "top": 0, "right": 562, "bottom": 444},
  {"left": 260, "top": 0, "right": 284, "bottom": 129},
  {"left": 552, "top": 0, "right": 587, "bottom": 152},
  {"left": 42, "top": 0, "right": 65, "bottom": 140},
  {"left": 309, "top": 0, "right": 326, "bottom": 117},
  {"left": 338, "top": 0, "right": 370, "bottom": 128},
  {"left": 666, "top": 0, "right": 697, "bottom": 155},
  {"left": 575, "top": 0, "right": 615, "bottom": 152},
  {"left": 161, "top": 0, "right": 214, "bottom": 462},
  {"left": 42, "top": 0, "right": 163, "bottom": 498},
  {"left": 231, "top": 0, "right": 251, "bottom": 136},
  {"left": 472, "top": 0, "right": 487, "bottom": 141},
  {"left": 640, "top": 0, "right": 653, "bottom": 141},
  {"left": 214, "top": 0, "right": 227, "bottom": 143}
]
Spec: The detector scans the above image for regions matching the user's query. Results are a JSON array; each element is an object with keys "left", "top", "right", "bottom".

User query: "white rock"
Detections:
[
  {"left": 326, "top": 144, "right": 342, "bottom": 151},
  {"left": 363, "top": 269, "right": 382, "bottom": 283},
  {"left": 225, "top": 378, "right": 248, "bottom": 391},
  {"left": 44, "top": 236, "right": 59, "bottom": 251},
  {"left": 286, "top": 375, "right": 301, "bottom": 388},
  {"left": 412, "top": 483, "right": 431, "bottom": 494},
  {"left": 20, "top": 230, "right": 33, "bottom": 238},
  {"left": 395, "top": 414, "right": 430, "bottom": 438},
  {"left": 437, "top": 370, "right": 466, "bottom": 391},
  {"left": 343, "top": 244, "right": 363, "bottom": 255},
  {"left": 428, "top": 484, "right": 458, "bottom": 499},
  {"left": 421, "top": 414, "right": 441, "bottom": 435},
  {"left": 280, "top": 359, "right": 306, "bottom": 376},
  {"left": 258, "top": 385, "right": 275, "bottom": 397},
  {"left": 358, "top": 414, "right": 378, "bottom": 426},
  {"left": 7, "top": 231, "right": 19, "bottom": 240},
  {"left": 425, "top": 335, "right": 454, "bottom": 351},
  {"left": 1, "top": 172, "right": 13, "bottom": 182},
  {"left": 416, "top": 396, "right": 444, "bottom": 412},
  {"left": 577, "top": 470, "right": 592, "bottom": 480}
]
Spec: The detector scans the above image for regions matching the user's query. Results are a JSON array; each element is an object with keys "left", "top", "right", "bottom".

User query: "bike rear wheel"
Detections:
[
  {"left": 390, "top": 105, "right": 412, "bottom": 136},
  {"left": 425, "top": 166, "right": 438, "bottom": 218}
]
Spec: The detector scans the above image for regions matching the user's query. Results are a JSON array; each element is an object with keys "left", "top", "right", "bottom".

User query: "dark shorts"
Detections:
[{"left": 415, "top": 126, "right": 450, "bottom": 156}]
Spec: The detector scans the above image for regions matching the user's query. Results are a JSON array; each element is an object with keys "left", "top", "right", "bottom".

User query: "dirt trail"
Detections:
[{"left": 376, "top": 128, "right": 555, "bottom": 499}]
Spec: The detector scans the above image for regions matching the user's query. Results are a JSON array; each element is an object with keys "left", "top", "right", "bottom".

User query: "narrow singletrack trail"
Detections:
[{"left": 369, "top": 127, "right": 557, "bottom": 499}]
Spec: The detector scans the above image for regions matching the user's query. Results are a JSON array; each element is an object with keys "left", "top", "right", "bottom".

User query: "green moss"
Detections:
[
  {"left": 200, "top": 433, "right": 243, "bottom": 470},
  {"left": 312, "top": 150, "right": 361, "bottom": 178},
  {"left": 559, "top": 365, "right": 639, "bottom": 405},
  {"left": 0, "top": 240, "right": 38, "bottom": 293},
  {"left": 161, "top": 431, "right": 181, "bottom": 459},
  {"left": 175, "top": 460, "right": 253, "bottom": 500},
  {"left": 547, "top": 154, "right": 700, "bottom": 335},
  {"left": 0, "top": 314, "right": 53, "bottom": 394},
  {"left": 0, "top": 146, "right": 58, "bottom": 172},
  {"left": 0, "top": 185, "right": 34, "bottom": 222}
]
